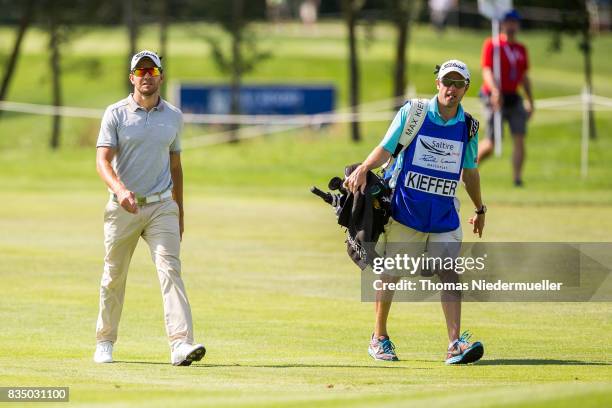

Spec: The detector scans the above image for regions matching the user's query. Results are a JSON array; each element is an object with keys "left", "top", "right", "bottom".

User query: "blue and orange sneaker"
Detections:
[
  {"left": 445, "top": 330, "right": 484, "bottom": 365},
  {"left": 368, "top": 334, "right": 399, "bottom": 361}
]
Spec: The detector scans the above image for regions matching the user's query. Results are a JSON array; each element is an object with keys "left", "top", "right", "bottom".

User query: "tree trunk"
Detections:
[
  {"left": 393, "top": 14, "right": 408, "bottom": 108},
  {"left": 159, "top": 0, "right": 168, "bottom": 98},
  {"left": 49, "top": 16, "right": 62, "bottom": 150},
  {"left": 125, "top": 0, "right": 139, "bottom": 91},
  {"left": 0, "top": 0, "right": 34, "bottom": 118},
  {"left": 344, "top": 0, "right": 361, "bottom": 142},
  {"left": 392, "top": 0, "right": 414, "bottom": 109},
  {"left": 229, "top": 0, "right": 243, "bottom": 143}
]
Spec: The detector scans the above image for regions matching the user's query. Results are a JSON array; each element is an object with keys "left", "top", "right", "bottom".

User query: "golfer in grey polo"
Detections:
[{"left": 93, "top": 50, "right": 206, "bottom": 366}]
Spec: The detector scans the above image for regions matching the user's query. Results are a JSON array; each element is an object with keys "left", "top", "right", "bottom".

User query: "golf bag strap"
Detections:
[
  {"left": 464, "top": 111, "right": 479, "bottom": 141},
  {"left": 385, "top": 98, "right": 429, "bottom": 189},
  {"left": 394, "top": 98, "right": 429, "bottom": 157}
]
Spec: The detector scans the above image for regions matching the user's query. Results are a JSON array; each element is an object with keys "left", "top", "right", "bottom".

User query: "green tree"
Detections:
[
  {"left": 124, "top": 0, "right": 140, "bottom": 92},
  {"left": 157, "top": 0, "right": 169, "bottom": 98},
  {"left": 341, "top": 0, "right": 366, "bottom": 142},
  {"left": 38, "top": 0, "right": 103, "bottom": 149},
  {"left": 386, "top": 0, "right": 421, "bottom": 108},
  {"left": 189, "top": 0, "right": 269, "bottom": 143},
  {"left": 0, "top": 0, "right": 36, "bottom": 118},
  {"left": 546, "top": 0, "right": 597, "bottom": 139}
]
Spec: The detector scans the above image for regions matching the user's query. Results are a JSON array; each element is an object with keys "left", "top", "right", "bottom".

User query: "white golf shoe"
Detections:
[
  {"left": 93, "top": 341, "right": 113, "bottom": 363},
  {"left": 171, "top": 342, "right": 206, "bottom": 366}
]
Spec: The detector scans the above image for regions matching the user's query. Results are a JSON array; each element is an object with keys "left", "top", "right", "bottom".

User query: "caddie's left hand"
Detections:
[
  {"left": 344, "top": 164, "right": 369, "bottom": 195},
  {"left": 469, "top": 213, "right": 485, "bottom": 238}
]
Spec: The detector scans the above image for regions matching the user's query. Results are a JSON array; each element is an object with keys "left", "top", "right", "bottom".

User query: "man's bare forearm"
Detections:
[
  {"left": 96, "top": 148, "right": 126, "bottom": 195},
  {"left": 362, "top": 146, "right": 392, "bottom": 171},
  {"left": 170, "top": 154, "right": 183, "bottom": 213},
  {"left": 96, "top": 147, "right": 138, "bottom": 213},
  {"left": 462, "top": 169, "right": 483, "bottom": 208}
]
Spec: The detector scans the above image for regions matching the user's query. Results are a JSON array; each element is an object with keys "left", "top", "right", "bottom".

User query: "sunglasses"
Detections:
[
  {"left": 132, "top": 67, "right": 161, "bottom": 77},
  {"left": 441, "top": 78, "right": 469, "bottom": 89}
]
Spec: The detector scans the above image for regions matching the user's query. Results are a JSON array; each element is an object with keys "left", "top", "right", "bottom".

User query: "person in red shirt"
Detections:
[{"left": 477, "top": 9, "right": 534, "bottom": 187}]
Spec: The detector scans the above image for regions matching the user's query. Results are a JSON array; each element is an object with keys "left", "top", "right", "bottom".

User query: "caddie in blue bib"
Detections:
[
  {"left": 380, "top": 95, "right": 479, "bottom": 233},
  {"left": 394, "top": 106, "right": 468, "bottom": 232},
  {"left": 344, "top": 59, "right": 486, "bottom": 365}
]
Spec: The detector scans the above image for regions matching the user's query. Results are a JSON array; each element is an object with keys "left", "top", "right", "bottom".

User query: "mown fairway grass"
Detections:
[
  {"left": 0, "top": 21, "right": 610, "bottom": 407},
  {"left": 0, "top": 191, "right": 611, "bottom": 408}
]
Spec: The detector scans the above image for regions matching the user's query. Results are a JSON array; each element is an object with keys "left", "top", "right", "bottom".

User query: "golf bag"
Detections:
[{"left": 311, "top": 164, "right": 391, "bottom": 270}]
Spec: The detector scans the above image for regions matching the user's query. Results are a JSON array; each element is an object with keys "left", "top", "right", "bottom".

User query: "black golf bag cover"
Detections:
[{"left": 337, "top": 164, "right": 391, "bottom": 270}]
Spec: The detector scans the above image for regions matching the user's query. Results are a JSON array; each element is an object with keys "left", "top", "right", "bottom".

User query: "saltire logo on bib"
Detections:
[
  {"left": 405, "top": 171, "right": 457, "bottom": 197},
  {"left": 412, "top": 135, "right": 463, "bottom": 173}
]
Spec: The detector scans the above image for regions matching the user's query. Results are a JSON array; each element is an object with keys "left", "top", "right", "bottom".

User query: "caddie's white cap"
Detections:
[
  {"left": 130, "top": 50, "right": 162, "bottom": 71},
  {"left": 437, "top": 59, "right": 470, "bottom": 81}
]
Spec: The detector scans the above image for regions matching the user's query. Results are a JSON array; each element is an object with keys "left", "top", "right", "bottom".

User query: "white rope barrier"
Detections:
[
  {"left": 1, "top": 94, "right": 610, "bottom": 124},
  {"left": 182, "top": 123, "right": 303, "bottom": 149},
  {"left": 0, "top": 100, "right": 103, "bottom": 118},
  {"left": 1, "top": 94, "right": 609, "bottom": 151}
]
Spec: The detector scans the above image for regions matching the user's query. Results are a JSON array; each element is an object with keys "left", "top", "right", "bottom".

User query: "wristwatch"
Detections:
[{"left": 475, "top": 205, "right": 487, "bottom": 215}]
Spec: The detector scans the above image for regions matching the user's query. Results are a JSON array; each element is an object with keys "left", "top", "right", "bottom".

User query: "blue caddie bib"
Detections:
[{"left": 391, "top": 114, "right": 468, "bottom": 233}]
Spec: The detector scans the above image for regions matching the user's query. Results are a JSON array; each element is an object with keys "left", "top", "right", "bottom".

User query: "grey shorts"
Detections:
[{"left": 481, "top": 92, "right": 528, "bottom": 139}]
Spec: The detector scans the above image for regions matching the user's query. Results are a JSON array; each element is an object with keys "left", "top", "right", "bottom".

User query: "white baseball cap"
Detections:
[
  {"left": 130, "top": 50, "right": 162, "bottom": 71},
  {"left": 437, "top": 59, "right": 470, "bottom": 82}
]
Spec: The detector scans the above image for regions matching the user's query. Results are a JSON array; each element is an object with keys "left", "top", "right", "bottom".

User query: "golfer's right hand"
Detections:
[
  {"left": 344, "top": 164, "right": 368, "bottom": 195},
  {"left": 116, "top": 188, "right": 138, "bottom": 214}
]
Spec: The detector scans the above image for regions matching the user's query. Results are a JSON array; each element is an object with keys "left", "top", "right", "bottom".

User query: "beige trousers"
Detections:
[{"left": 96, "top": 198, "right": 194, "bottom": 347}]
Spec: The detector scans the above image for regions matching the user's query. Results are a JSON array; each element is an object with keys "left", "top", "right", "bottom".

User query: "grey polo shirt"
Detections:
[{"left": 96, "top": 95, "right": 183, "bottom": 197}]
